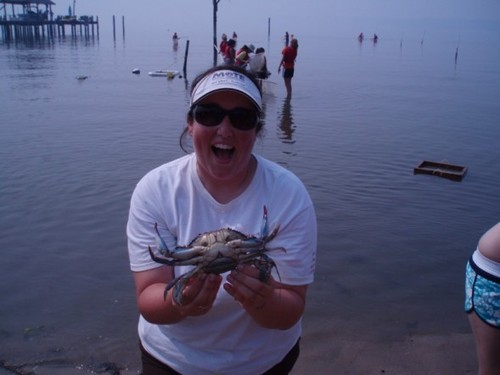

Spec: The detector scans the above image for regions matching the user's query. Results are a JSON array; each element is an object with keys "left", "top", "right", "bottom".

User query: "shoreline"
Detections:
[{"left": 1, "top": 332, "right": 476, "bottom": 374}]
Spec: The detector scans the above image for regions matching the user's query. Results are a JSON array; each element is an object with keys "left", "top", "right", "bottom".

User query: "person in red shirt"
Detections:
[
  {"left": 223, "top": 39, "right": 236, "bottom": 65},
  {"left": 278, "top": 38, "right": 298, "bottom": 98}
]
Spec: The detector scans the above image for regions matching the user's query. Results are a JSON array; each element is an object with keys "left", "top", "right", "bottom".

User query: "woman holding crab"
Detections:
[{"left": 127, "top": 65, "right": 317, "bottom": 375}]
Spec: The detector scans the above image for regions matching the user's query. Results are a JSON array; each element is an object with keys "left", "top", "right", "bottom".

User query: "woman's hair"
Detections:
[
  {"left": 291, "top": 38, "right": 299, "bottom": 49},
  {"left": 179, "top": 65, "right": 264, "bottom": 153}
]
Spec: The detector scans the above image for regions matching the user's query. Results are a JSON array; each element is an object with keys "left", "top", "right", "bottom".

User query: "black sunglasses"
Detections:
[{"left": 191, "top": 104, "right": 260, "bottom": 131}]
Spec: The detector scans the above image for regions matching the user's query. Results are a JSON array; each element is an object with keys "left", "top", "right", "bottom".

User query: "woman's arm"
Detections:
[{"left": 278, "top": 55, "right": 284, "bottom": 72}]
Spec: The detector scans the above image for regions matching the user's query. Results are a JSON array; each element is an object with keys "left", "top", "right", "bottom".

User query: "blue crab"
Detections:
[{"left": 148, "top": 206, "right": 284, "bottom": 305}]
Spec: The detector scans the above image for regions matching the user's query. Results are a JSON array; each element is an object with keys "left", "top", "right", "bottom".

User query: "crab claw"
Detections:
[
  {"left": 253, "top": 253, "right": 281, "bottom": 283},
  {"left": 165, "top": 267, "right": 200, "bottom": 304}
]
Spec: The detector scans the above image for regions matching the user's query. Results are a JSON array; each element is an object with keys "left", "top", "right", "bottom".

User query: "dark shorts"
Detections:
[
  {"left": 283, "top": 68, "right": 294, "bottom": 79},
  {"left": 140, "top": 338, "right": 300, "bottom": 374}
]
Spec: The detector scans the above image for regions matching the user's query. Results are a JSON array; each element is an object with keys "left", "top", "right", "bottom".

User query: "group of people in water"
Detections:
[
  {"left": 219, "top": 33, "right": 268, "bottom": 75},
  {"left": 219, "top": 32, "right": 299, "bottom": 98},
  {"left": 169, "top": 31, "right": 299, "bottom": 98}
]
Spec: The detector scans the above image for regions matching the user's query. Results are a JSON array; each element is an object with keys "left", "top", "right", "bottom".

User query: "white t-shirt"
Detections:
[
  {"left": 127, "top": 153, "right": 317, "bottom": 375},
  {"left": 249, "top": 52, "right": 266, "bottom": 74}
]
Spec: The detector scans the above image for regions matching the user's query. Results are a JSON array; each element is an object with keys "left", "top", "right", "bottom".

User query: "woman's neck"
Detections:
[{"left": 198, "top": 156, "right": 257, "bottom": 204}]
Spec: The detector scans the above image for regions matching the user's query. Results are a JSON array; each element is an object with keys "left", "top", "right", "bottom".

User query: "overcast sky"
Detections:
[{"left": 51, "top": 0, "right": 500, "bottom": 41}]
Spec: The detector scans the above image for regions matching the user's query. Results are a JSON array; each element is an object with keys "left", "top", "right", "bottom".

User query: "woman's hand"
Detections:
[
  {"left": 224, "top": 264, "right": 308, "bottom": 330},
  {"left": 173, "top": 273, "right": 222, "bottom": 316},
  {"left": 225, "top": 264, "right": 274, "bottom": 310},
  {"left": 134, "top": 267, "right": 222, "bottom": 324}
]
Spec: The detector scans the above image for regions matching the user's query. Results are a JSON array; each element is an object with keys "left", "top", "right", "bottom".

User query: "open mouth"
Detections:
[{"left": 212, "top": 144, "right": 235, "bottom": 160}]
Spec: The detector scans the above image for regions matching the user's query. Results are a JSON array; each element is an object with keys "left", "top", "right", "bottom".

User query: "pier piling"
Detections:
[{"left": 183, "top": 40, "right": 190, "bottom": 78}]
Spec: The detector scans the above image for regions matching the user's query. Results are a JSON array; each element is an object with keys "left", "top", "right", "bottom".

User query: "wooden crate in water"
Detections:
[{"left": 414, "top": 160, "right": 467, "bottom": 182}]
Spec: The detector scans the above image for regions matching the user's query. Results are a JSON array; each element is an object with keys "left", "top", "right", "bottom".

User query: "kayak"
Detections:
[{"left": 148, "top": 70, "right": 179, "bottom": 78}]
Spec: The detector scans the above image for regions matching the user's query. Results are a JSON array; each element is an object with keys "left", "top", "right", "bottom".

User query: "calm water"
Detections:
[{"left": 1, "top": 21, "right": 500, "bottom": 374}]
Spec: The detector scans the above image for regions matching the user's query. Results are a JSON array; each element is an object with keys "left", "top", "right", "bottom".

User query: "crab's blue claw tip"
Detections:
[{"left": 154, "top": 223, "right": 170, "bottom": 252}]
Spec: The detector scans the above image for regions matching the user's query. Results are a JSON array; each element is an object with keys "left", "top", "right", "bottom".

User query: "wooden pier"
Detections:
[
  {"left": 53, "top": 14, "right": 99, "bottom": 39},
  {"left": 1, "top": 0, "right": 99, "bottom": 42}
]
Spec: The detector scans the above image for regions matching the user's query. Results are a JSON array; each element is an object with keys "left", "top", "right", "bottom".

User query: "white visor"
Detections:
[{"left": 190, "top": 70, "right": 262, "bottom": 111}]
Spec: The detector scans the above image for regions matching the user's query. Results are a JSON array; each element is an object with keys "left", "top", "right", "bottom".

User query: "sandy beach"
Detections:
[
  {"left": 292, "top": 331, "right": 477, "bottom": 375},
  {"left": 0, "top": 331, "right": 477, "bottom": 374}
]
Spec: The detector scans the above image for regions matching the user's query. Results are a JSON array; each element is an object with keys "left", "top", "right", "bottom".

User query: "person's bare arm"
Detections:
[{"left": 134, "top": 266, "right": 222, "bottom": 324}]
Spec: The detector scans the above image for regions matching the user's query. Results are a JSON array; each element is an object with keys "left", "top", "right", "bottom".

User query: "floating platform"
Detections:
[{"left": 414, "top": 160, "right": 467, "bottom": 182}]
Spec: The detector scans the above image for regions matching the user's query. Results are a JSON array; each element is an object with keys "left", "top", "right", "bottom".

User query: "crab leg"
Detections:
[
  {"left": 260, "top": 205, "right": 269, "bottom": 238},
  {"left": 154, "top": 223, "right": 170, "bottom": 253},
  {"left": 227, "top": 225, "right": 280, "bottom": 249},
  {"left": 153, "top": 224, "right": 210, "bottom": 261},
  {"left": 148, "top": 245, "right": 177, "bottom": 265}
]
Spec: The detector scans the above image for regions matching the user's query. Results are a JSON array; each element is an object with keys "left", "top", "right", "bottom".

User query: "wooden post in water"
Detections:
[
  {"left": 212, "top": 0, "right": 219, "bottom": 66},
  {"left": 268, "top": 18, "right": 271, "bottom": 40},
  {"left": 183, "top": 40, "right": 190, "bottom": 78},
  {"left": 122, "top": 16, "right": 125, "bottom": 39},
  {"left": 112, "top": 15, "right": 116, "bottom": 41}
]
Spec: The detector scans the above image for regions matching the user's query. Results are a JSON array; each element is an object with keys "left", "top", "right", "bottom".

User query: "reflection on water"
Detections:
[{"left": 278, "top": 97, "right": 295, "bottom": 143}]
